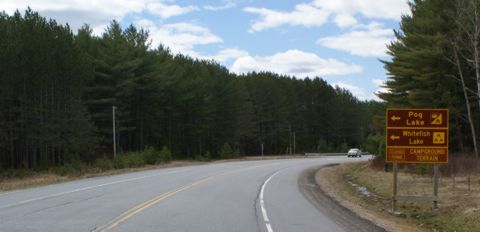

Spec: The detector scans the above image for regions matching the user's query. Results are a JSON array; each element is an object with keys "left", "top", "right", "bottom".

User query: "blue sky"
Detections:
[{"left": 4, "top": 0, "right": 411, "bottom": 100}]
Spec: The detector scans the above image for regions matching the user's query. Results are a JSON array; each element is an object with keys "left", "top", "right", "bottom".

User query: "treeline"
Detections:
[
  {"left": 379, "top": 0, "right": 480, "bottom": 157},
  {"left": 0, "top": 9, "right": 374, "bottom": 170}
]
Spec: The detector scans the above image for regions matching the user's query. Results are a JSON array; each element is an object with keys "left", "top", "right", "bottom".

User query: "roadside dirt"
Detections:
[
  {"left": 314, "top": 163, "right": 420, "bottom": 232},
  {"left": 313, "top": 161, "right": 480, "bottom": 232},
  {"left": 298, "top": 164, "right": 386, "bottom": 232}
]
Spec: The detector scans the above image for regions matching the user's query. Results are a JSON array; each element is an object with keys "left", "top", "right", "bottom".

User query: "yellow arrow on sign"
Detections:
[
  {"left": 390, "top": 135, "right": 400, "bottom": 141},
  {"left": 391, "top": 116, "right": 401, "bottom": 121}
]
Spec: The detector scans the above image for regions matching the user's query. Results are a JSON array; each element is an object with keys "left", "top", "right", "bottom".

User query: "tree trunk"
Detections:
[
  {"left": 453, "top": 45, "right": 479, "bottom": 158},
  {"left": 473, "top": 4, "right": 480, "bottom": 111}
]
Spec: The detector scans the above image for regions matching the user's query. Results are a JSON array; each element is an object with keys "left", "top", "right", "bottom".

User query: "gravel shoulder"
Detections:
[
  {"left": 298, "top": 164, "right": 386, "bottom": 232},
  {"left": 299, "top": 163, "right": 420, "bottom": 232}
]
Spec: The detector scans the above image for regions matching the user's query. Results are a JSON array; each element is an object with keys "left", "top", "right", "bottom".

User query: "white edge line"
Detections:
[
  {"left": 260, "top": 170, "right": 281, "bottom": 232},
  {"left": 266, "top": 223, "right": 273, "bottom": 232},
  {"left": 0, "top": 170, "right": 181, "bottom": 209}
]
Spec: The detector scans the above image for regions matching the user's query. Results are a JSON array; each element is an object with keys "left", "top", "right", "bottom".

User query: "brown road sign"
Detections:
[
  {"left": 386, "top": 128, "right": 448, "bottom": 147},
  {"left": 386, "top": 109, "right": 448, "bottom": 128},
  {"left": 386, "top": 109, "right": 449, "bottom": 164}
]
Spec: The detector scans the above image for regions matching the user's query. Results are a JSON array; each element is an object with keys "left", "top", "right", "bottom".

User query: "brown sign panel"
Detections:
[
  {"left": 386, "top": 108, "right": 449, "bottom": 164},
  {"left": 387, "top": 109, "right": 448, "bottom": 128},
  {"left": 386, "top": 128, "right": 448, "bottom": 147},
  {"left": 386, "top": 147, "right": 448, "bottom": 163}
]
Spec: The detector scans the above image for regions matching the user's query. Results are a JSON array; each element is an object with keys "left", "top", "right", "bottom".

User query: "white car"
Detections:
[{"left": 347, "top": 148, "right": 362, "bottom": 157}]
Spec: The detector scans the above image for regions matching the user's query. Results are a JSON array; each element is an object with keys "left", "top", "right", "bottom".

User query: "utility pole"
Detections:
[
  {"left": 293, "top": 131, "right": 296, "bottom": 154},
  {"left": 261, "top": 143, "right": 264, "bottom": 156},
  {"left": 289, "top": 124, "right": 292, "bottom": 155},
  {"left": 433, "top": 164, "right": 439, "bottom": 210},
  {"left": 112, "top": 106, "right": 117, "bottom": 159}
]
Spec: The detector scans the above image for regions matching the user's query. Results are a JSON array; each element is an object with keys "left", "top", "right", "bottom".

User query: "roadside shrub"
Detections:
[
  {"left": 64, "top": 153, "right": 78, "bottom": 166},
  {"left": 195, "top": 151, "right": 211, "bottom": 161},
  {"left": 65, "top": 155, "right": 87, "bottom": 172},
  {"left": 112, "top": 157, "right": 124, "bottom": 169},
  {"left": 113, "top": 152, "right": 145, "bottom": 169},
  {"left": 55, "top": 164, "right": 74, "bottom": 176},
  {"left": 143, "top": 146, "right": 159, "bottom": 165},
  {"left": 141, "top": 146, "right": 172, "bottom": 165},
  {"left": 234, "top": 148, "right": 240, "bottom": 158},
  {"left": 127, "top": 153, "right": 145, "bottom": 167},
  {"left": 337, "top": 142, "right": 349, "bottom": 153},
  {"left": 219, "top": 143, "right": 240, "bottom": 159},
  {"left": 364, "top": 134, "right": 385, "bottom": 156},
  {"left": 54, "top": 155, "right": 87, "bottom": 176},
  {"left": 158, "top": 146, "right": 172, "bottom": 163},
  {"left": 204, "top": 151, "right": 211, "bottom": 160},
  {"left": 414, "top": 164, "right": 432, "bottom": 176},
  {"left": 94, "top": 158, "right": 113, "bottom": 171},
  {"left": 1, "top": 169, "right": 35, "bottom": 178},
  {"left": 317, "top": 138, "right": 334, "bottom": 152},
  {"left": 441, "top": 154, "right": 480, "bottom": 176},
  {"left": 35, "top": 159, "right": 51, "bottom": 172}
]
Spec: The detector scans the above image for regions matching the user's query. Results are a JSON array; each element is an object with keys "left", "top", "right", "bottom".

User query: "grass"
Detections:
[
  {"left": 0, "top": 146, "right": 177, "bottom": 191},
  {"left": 0, "top": 173, "right": 70, "bottom": 191},
  {"left": 0, "top": 160, "right": 207, "bottom": 192},
  {"left": 330, "top": 160, "right": 480, "bottom": 232}
]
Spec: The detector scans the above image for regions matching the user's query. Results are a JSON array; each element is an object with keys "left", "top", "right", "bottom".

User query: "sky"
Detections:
[{"left": 3, "top": 0, "right": 411, "bottom": 101}]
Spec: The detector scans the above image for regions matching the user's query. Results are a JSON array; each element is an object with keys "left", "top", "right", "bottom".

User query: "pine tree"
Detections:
[{"left": 379, "top": 0, "right": 472, "bottom": 152}]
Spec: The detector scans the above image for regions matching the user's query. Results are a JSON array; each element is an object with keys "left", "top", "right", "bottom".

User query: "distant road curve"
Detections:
[{"left": 0, "top": 156, "right": 377, "bottom": 232}]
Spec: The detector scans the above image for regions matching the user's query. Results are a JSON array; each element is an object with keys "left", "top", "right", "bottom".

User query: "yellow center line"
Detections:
[{"left": 92, "top": 163, "right": 279, "bottom": 232}]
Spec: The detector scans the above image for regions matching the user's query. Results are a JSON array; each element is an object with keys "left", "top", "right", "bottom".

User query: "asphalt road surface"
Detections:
[{"left": 0, "top": 156, "right": 373, "bottom": 232}]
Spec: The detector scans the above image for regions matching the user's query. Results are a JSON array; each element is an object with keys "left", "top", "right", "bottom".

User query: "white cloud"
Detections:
[
  {"left": 372, "top": 79, "right": 385, "bottom": 87},
  {"left": 244, "top": 3, "right": 330, "bottom": 32},
  {"left": 231, "top": 49, "right": 362, "bottom": 78},
  {"left": 313, "top": 0, "right": 409, "bottom": 22},
  {"left": 3, "top": 0, "right": 146, "bottom": 34},
  {"left": 92, "top": 23, "right": 109, "bottom": 36},
  {"left": 244, "top": 0, "right": 409, "bottom": 31},
  {"left": 353, "top": 21, "right": 386, "bottom": 30},
  {"left": 204, "top": 1, "right": 236, "bottom": 11},
  {"left": 317, "top": 24, "right": 393, "bottom": 57},
  {"left": 332, "top": 80, "right": 390, "bottom": 100},
  {"left": 147, "top": 2, "right": 199, "bottom": 19},
  {"left": 134, "top": 18, "right": 155, "bottom": 28},
  {"left": 143, "top": 22, "right": 223, "bottom": 55},
  {"left": 332, "top": 82, "right": 368, "bottom": 100},
  {"left": 371, "top": 78, "right": 389, "bottom": 101},
  {"left": 5, "top": 1, "right": 212, "bottom": 54},
  {"left": 334, "top": 14, "right": 357, "bottom": 28},
  {"left": 3, "top": 0, "right": 199, "bottom": 34},
  {"left": 3, "top": 0, "right": 146, "bottom": 16},
  {"left": 202, "top": 48, "right": 250, "bottom": 63}
]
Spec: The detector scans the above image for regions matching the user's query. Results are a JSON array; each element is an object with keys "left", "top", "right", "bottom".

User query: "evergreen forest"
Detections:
[
  {"left": 3, "top": 0, "right": 480, "bottom": 172},
  {"left": 380, "top": 0, "right": 480, "bottom": 158},
  {"left": 0, "top": 10, "right": 375, "bottom": 171}
]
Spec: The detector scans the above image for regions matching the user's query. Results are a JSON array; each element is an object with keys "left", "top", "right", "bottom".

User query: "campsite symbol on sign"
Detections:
[
  {"left": 431, "top": 113, "right": 442, "bottom": 125},
  {"left": 433, "top": 132, "right": 445, "bottom": 144}
]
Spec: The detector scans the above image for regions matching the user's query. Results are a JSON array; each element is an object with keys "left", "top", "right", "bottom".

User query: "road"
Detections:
[{"left": 0, "top": 156, "right": 373, "bottom": 232}]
